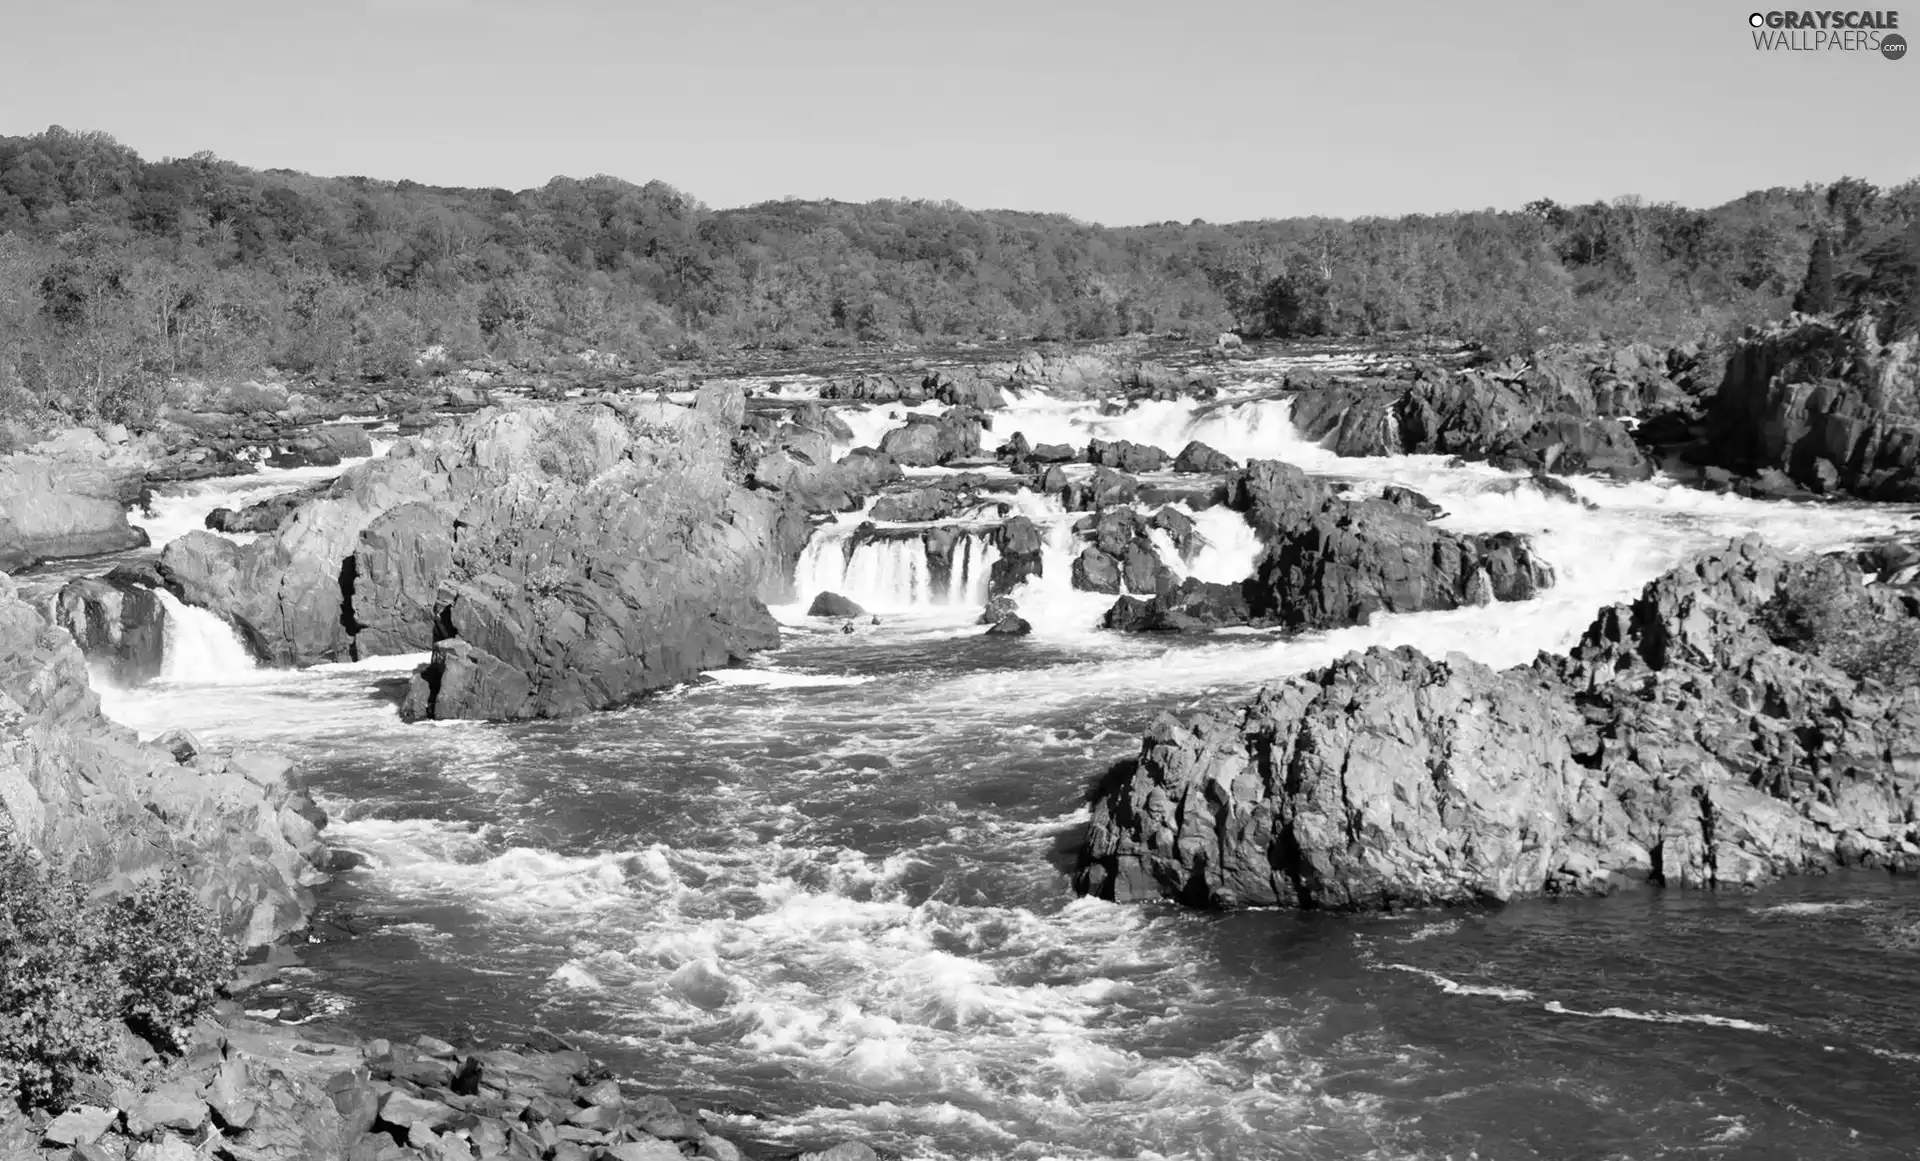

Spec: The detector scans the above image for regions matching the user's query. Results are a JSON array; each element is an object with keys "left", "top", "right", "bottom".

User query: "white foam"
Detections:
[
  {"left": 153, "top": 589, "right": 257, "bottom": 682},
  {"left": 1542, "top": 1000, "right": 1773, "bottom": 1033},
  {"left": 1759, "top": 900, "right": 1876, "bottom": 917},
  {"left": 1383, "top": 964, "right": 1536, "bottom": 1001},
  {"left": 701, "top": 669, "right": 875, "bottom": 689}
]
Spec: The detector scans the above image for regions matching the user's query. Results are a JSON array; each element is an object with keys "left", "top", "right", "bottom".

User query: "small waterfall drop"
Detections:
[
  {"left": 153, "top": 589, "right": 258, "bottom": 682},
  {"left": 792, "top": 523, "right": 1003, "bottom": 613},
  {"left": 1184, "top": 506, "right": 1268, "bottom": 584}
]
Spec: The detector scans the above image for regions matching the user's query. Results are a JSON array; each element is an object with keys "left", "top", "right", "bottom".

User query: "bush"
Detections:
[
  {"left": 0, "top": 829, "right": 235, "bottom": 1108},
  {"left": 1756, "top": 562, "right": 1920, "bottom": 687},
  {"left": 106, "top": 877, "right": 237, "bottom": 1054}
]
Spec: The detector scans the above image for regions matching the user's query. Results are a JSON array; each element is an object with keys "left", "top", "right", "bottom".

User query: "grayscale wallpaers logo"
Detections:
[{"left": 1747, "top": 9, "right": 1905, "bottom": 55}]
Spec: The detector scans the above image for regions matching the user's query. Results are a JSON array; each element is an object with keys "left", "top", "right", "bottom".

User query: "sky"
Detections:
[{"left": 3, "top": 0, "right": 1915, "bottom": 225}]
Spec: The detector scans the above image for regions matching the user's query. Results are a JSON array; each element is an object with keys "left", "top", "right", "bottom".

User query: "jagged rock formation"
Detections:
[
  {"left": 52, "top": 569, "right": 168, "bottom": 685},
  {"left": 0, "top": 575, "right": 328, "bottom": 945},
  {"left": 1078, "top": 537, "right": 1920, "bottom": 909},
  {"left": 156, "top": 389, "right": 883, "bottom": 721},
  {"left": 1284, "top": 341, "right": 1714, "bottom": 481},
  {"left": 1102, "top": 460, "right": 1552, "bottom": 633},
  {"left": 1699, "top": 314, "right": 1920, "bottom": 499}
]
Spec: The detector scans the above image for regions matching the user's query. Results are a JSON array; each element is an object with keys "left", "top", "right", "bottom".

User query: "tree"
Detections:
[{"left": 1792, "top": 233, "right": 1838, "bottom": 315}]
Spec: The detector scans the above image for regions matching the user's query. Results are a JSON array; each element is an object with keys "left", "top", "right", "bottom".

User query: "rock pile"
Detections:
[{"left": 9, "top": 1018, "right": 883, "bottom": 1161}]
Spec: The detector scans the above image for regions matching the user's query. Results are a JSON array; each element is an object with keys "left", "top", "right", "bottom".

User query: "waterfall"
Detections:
[
  {"left": 792, "top": 524, "right": 1003, "bottom": 613},
  {"left": 948, "top": 533, "right": 1001, "bottom": 607},
  {"left": 153, "top": 589, "right": 258, "bottom": 682},
  {"left": 1184, "top": 506, "right": 1267, "bottom": 584}
]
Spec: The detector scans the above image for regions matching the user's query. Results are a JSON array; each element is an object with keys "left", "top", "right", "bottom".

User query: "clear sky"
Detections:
[{"left": 3, "top": 0, "right": 1914, "bottom": 225}]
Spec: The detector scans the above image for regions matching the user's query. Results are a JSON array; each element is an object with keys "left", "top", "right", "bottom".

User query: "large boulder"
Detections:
[
  {"left": 1079, "top": 537, "right": 1920, "bottom": 910},
  {"left": 988, "top": 516, "right": 1045, "bottom": 597},
  {"left": 1087, "top": 439, "right": 1168, "bottom": 474},
  {"left": 53, "top": 572, "right": 168, "bottom": 685},
  {"left": 877, "top": 411, "right": 983, "bottom": 466},
  {"left": 1229, "top": 460, "right": 1553, "bottom": 630},
  {"left": 391, "top": 403, "right": 800, "bottom": 721},
  {"left": 0, "top": 455, "right": 148, "bottom": 571},
  {"left": 206, "top": 484, "right": 329, "bottom": 535},
  {"left": 1172, "top": 441, "right": 1238, "bottom": 474},
  {"left": 869, "top": 488, "right": 961, "bottom": 523},
  {"left": 158, "top": 393, "right": 854, "bottom": 720}
]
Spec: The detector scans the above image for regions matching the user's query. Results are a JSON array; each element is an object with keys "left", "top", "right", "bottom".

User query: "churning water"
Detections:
[{"left": 91, "top": 376, "right": 1920, "bottom": 1160}]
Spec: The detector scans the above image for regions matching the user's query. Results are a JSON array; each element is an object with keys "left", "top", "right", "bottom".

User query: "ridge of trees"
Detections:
[{"left": 1, "top": 125, "right": 1916, "bottom": 426}]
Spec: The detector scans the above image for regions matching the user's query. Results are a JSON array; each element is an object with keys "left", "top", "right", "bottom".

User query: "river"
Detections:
[{"left": 83, "top": 357, "right": 1920, "bottom": 1160}]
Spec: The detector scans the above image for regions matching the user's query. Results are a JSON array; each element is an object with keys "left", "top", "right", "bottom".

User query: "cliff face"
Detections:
[
  {"left": 1078, "top": 537, "right": 1920, "bottom": 910},
  {"left": 0, "top": 576, "right": 329, "bottom": 947},
  {"left": 1702, "top": 315, "right": 1920, "bottom": 498}
]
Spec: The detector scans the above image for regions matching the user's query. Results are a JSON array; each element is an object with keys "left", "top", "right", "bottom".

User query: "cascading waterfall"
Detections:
[
  {"left": 946, "top": 531, "right": 1000, "bottom": 607},
  {"left": 792, "top": 524, "right": 1003, "bottom": 613},
  {"left": 153, "top": 589, "right": 258, "bottom": 682},
  {"left": 998, "top": 391, "right": 1324, "bottom": 467}
]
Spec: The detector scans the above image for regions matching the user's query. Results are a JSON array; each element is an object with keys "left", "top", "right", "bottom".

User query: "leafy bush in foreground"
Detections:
[{"left": 0, "top": 828, "right": 235, "bottom": 1107}]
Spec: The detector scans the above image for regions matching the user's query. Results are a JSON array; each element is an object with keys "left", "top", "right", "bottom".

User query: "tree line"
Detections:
[{"left": 1, "top": 125, "right": 1916, "bottom": 427}]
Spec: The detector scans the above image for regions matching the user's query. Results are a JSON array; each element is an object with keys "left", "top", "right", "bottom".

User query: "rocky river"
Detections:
[{"left": 9, "top": 329, "right": 1920, "bottom": 1160}]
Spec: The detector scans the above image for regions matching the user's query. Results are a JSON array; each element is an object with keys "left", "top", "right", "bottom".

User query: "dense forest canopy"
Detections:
[{"left": 1, "top": 125, "right": 1917, "bottom": 425}]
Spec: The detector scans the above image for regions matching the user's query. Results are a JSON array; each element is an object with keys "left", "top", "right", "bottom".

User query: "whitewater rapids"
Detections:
[{"left": 90, "top": 367, "right": 1920, "bottom": 1160}]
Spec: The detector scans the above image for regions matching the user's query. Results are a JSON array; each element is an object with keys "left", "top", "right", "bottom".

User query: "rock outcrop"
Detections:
[
  {"left": 1100, "top": 459, "right": 1552, "bottom": 633},
  {"left": 1283, "top": 342, "right": 1706, "bottom": 481},
  {"left": 0, "top": 575, "right": 328, "bottom": 945},
  {"left": 155, "top": 390, "right": 887, "bottom": 720},
  {"left": 1698, "top": 314, "right": 1920, "bottom": 499},
  {"left": 52, "top": 569, "right": 168, "bottom": 685},
  {"left": 1078, "top": 537, "right": 1920, "bottom": 909}
]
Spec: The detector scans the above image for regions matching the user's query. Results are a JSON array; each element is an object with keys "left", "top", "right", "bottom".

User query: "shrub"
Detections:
[
  {"left": 0, "top": 833, "right": 118, "bottom": 1108},
  {"left": 0, "top": 828, "right": 236, "bottom": 1108},
  {"left": 1756, "top": 563, "right": 1920, "bottom": 687},
  {"left": 105, "top": 875, "right": 237, "bottom": 1054}
]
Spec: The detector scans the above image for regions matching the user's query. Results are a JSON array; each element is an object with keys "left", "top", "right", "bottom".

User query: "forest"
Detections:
[{"left": 1, "top": 125, "right": 1917, "bottom": 427}]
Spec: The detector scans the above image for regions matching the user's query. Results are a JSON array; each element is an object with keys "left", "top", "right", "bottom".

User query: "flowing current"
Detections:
[{"left": 92, "top": 372, "right": 1920, "bottom": 1160}]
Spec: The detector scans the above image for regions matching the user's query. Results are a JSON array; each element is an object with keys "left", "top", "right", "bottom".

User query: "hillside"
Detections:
[{"left": 1, "top": 126, "right": 1916, "bottom": 432}]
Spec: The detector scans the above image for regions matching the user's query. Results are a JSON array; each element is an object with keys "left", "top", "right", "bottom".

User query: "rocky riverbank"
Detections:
[
  {"left": 1078, "top": 536, "right": 1920, "bottom": 909},
  {"left": 1, "top": 1009, "right": 880, "bottom": 1161},
  {"left": 2, "top": 565, "right": 884, "bottom": 1160}
]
